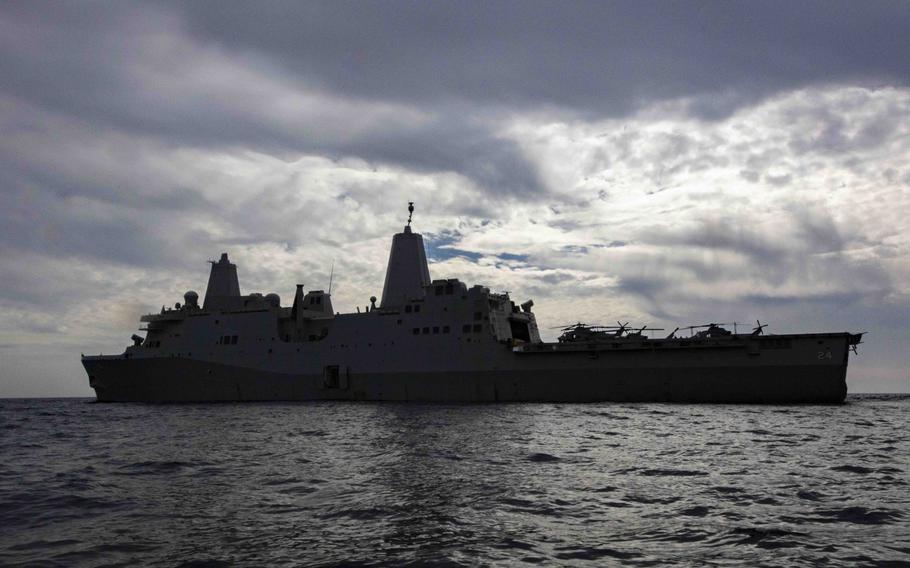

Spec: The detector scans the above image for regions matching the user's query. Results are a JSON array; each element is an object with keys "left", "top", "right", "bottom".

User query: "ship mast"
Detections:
[{"left": 379, "top": 202, "right": 430, "bottom": 308}]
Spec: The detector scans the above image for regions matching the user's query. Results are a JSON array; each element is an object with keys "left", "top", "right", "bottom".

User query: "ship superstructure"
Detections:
[{"left": 82, "top": 206, "right": 861, "bottom": 403}]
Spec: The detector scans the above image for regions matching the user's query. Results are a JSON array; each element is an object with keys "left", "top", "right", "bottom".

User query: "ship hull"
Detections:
[{"left": 82, "top": 340, "right": 850, "bottom": 404}]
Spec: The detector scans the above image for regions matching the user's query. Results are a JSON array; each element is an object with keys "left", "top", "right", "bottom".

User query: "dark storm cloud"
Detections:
[
  {"left": 3, "top": 1, "right": 910, "bottom": 198},
  {"left": 175, "top": 0, "right": 910, "bottom": 116},
  {"left": 646, "top": 218, "right": 787, "bottom": 267},
  {"left": 0, "top": 3, "right": 542, "bottom": 195}
]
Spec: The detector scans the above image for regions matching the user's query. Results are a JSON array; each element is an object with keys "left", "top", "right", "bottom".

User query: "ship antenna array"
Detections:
[
  {"left": 407, "top": 201, "right": 414, "bottom": 226},
  {"left": 328, "top": 260, "right": 335, "bottom": 295}
]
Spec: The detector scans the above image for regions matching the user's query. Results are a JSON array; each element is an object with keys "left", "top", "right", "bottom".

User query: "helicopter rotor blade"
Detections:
[{"left": 550, "top": 322, "right": 585, "bottom": 330}]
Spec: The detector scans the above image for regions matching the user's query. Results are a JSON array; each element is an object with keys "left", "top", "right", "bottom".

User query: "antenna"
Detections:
[
  {"left": 407, "top": 201, "right": 414, "bottom": 226},
  {"left": 328, "top": 260, "right": 335, "bottom": 295}
]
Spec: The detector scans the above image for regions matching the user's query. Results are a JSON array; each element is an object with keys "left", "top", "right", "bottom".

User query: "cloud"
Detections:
[
  {"left": 176, "top": 1, "right": 910, "bottom": 114},
  {"left": 0, "top": 3, "right": 544, "bottom": 196}
]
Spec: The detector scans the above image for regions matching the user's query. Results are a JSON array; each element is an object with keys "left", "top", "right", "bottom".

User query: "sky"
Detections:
[{"left": 1, "top": 1, "right": 909, "bottom": 396}]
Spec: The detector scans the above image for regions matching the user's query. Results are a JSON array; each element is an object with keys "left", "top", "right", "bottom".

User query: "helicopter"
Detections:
[
  {"left": 680, "top": 323, "right": 735, "bottom": 339},
  {"left": 624, "top": 325, "right": 665, "bottom": 339},
  {"left": 553, "top": 322, "right": 612, "bottom": 343},
  {"left": 553, "top": 321, "right": 668, "bottom": 342}
]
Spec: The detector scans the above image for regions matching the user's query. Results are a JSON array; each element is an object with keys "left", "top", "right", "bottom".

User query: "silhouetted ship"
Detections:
[{"left": 83, "top": 205, "right": 862, "bottom": 403}]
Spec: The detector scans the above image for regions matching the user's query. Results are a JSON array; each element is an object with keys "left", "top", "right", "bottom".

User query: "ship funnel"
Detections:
[
  {"left": 203, "top": 253, "right": 242, "bottom": 311},
  {"left": 380, "top": 224, "right": 430, "bottom": 308}
]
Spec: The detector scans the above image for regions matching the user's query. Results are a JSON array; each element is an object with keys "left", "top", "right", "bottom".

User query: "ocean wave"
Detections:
[{"left": 2, "top": 397, "right": 908, "bottom": 566}]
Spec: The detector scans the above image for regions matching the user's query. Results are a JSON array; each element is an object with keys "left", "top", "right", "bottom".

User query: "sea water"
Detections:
[{"left": 1, "top": 395, "right": 908, "bottom": 566}]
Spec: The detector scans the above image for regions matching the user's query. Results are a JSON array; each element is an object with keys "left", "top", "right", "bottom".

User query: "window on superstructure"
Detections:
[
  {"left": 445, "top": 284, "right": 454, "bottom": 295},
  {"left": 473, "top": 324, "right": 482, "bottom": 333},
  {"left": 435, "top": 286, "right": 443, "bottom": 296},
  {"left": 422, "top": 327, "right": 429, "bottom": 334},
  {"left": 231, "top": 335, "right": 238, "bottom": 344},
  {"left": 462, "top": 324, "right": 471, "bottom": 333},
  {"left": 433, "top": 326, "right": 439, "bottom": 334},
  {"left": 405, "top": 305, "right": 412, "bottom": 313},
  {"left": 413, "top": 328, "right": 419, "bottom": 335},
  {"left": 443, "top": 326, "right": 450, "bottom": 334},
  {"left": 474, "top": 312, "right": 482, "bottom": 320},
  {"left": 414, "top": 304, "right": 421, "bottom": 312},
  {"left": 323, "top": 365, "right": 340, "bottom": 389}
]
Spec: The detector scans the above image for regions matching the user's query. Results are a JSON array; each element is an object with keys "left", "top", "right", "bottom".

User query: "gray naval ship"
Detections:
[{"left": 83, "top": 205, "right": 863, "bottom": 403}]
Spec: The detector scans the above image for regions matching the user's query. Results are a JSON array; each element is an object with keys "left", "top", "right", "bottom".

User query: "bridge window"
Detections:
[{"left": 510, "top": 320, "right": 530, "bottom": 342}]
